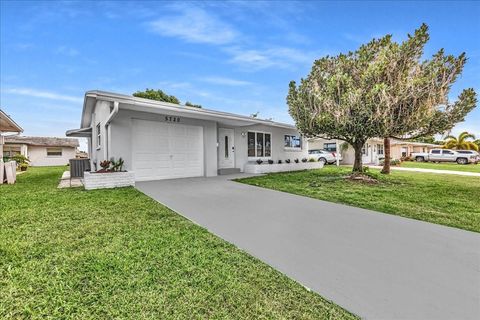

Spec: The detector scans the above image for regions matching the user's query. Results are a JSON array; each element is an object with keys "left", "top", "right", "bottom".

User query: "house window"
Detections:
[
  {"left": 224, "top": 136, "right": 229, "bottom": 158},
  {"left": 96, "top": 123, "right": 101, "bottom": 148},
  {"left": 47, "top": 147, "right": 62, "bottom": 157},
  {"left": 323, "top": 143, "right": 337, "bottom": 152},
  {"left": 377, "top": 144, "right": 384, "bottom": 155},
  {"left": 284, "top": 135, "right": 301, "bottom": 149},
  {"left": 2, "top": 146, "right": 21, "bottom": 158},
  {"left": 362, "top": 144, "right": 369, "bottom": 156},
  {"left": 248, "top": 131, "right": 271, "bottom": 158}
]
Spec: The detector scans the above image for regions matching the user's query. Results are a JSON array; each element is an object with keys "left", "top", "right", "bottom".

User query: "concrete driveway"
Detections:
[{"left": 137, "top": 174, "right": 480, "bottom": 320}]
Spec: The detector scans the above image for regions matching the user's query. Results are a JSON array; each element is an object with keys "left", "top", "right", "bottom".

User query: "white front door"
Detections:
[{"left": 218, "top": 128, "right": 235, "bottom": 169}]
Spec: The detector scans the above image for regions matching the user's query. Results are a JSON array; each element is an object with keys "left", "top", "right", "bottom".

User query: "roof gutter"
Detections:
[{"left": 104, "top": 101, "right": 119, "bottom": 160}]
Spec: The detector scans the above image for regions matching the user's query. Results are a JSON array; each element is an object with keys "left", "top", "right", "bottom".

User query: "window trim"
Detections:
[
  {"left": 377, "top": 144, "right": 384, "bottom": 155},
  {"left": 96, "top": 123, "right": 101, "bottom": 150},
  {"left": 284, "top": 134, "right": 302, "bottom": 151},
  {"left": 46, "top": 147, "right": 63, "bottom": 157},
  {"left": 247, "top": 130, "right": 272, "bottom": 159}
]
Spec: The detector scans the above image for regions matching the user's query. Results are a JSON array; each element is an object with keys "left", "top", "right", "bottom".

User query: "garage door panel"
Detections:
[{"left": 132, "top": 119, "right": 204, "bottom": 181}]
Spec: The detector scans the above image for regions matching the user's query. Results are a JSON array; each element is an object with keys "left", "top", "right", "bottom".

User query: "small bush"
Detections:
[
  {"left": 285, "top": 159, "right": 291, "bottom": 163},
  {"left": 256, "top": 159, "right": 263, "bottom": 165},
  {"left": 268, "top": 159, "right": 274, "bottom": 164},
  {"left": 308, "top": 158, "right": 316, "bottom": 162},
  {"left": 294, "top": 158, "right": 299, "bottom": 163},
  {"left": 278, "top": 160, "right": 283, "bottom": 164},
  {"left": 301, "top": 158, "right": 308, "bottom": 163}
]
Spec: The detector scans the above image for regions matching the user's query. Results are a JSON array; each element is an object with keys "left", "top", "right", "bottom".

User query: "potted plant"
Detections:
[
  {"left": 256, "top": 159, "right": 263, "bottom": 165},
  {"left": 301, "top": 158, "right": 308, "bottom": 163},
  {"left": 278, "top": 160, "right": 283, "bottom": 164},
  {"left": 19, "top": 163, "right": 28, "bottom": 171},
  {"left": 294, "top": 158, "right": 299, "bottom": 163},
  {"left": 268, "top": 159, "right": 274, "bottom": 164}
]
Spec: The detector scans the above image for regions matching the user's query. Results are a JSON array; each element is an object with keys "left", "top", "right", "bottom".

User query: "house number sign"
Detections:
[{"left": 165, "top": 116, "right": 180, "bottom": 123}]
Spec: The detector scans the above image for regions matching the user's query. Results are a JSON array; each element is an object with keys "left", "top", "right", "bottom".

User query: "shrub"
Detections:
[
  {"left": 256, "top": 159, "right": 263, "bottom": 165},
  {"left": 301, "top": 158, "right": 308, "bottom": 163},
  {"left": 294, "top": 158, "right": 299, "bottom": 163},
  {"left": 268, "top": 159, "right": 274, "bottom": 164},
  {"left": 278, "top": 160, "right": 283, "bottom": 164},
  {"left": 9, "top": 154, "right": 30, "bottom": 165},
  {"left": 308, "top": 158, "right": 316, "bottom": 162},
  {"left": 285, "top": 159, "right": 291, "bottom": 163},
  {"left": 110, "top": 157, "right": 125, "bottom": 172}
]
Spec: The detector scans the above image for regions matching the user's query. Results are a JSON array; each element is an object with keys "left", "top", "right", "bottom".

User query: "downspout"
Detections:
[{"left": 104, "top": 101, "right": 119, "bottom": 160}]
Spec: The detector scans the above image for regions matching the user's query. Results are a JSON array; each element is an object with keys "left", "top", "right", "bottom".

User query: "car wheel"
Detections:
[
  {"left": 319, "top": 157, "right": 327, "bottom": 164},
  {"left": 456, "top": 158, "right": 468, "bottom": 165},
  {"left": 415, "top": 156, "right": 425, "bottom": 162}
]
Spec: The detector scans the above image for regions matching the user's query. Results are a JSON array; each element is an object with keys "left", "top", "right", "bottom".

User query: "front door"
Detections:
[{"left": 218, "top": 128, "right": 235, "bottom": 169}]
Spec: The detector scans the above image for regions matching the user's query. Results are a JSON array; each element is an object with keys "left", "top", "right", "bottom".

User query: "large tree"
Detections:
[
  {"left": 287, "top": 24, "right": 476, "bottom": 173},
  {"left": 366, "top": 24, "right": 477, "bottom": 173}
]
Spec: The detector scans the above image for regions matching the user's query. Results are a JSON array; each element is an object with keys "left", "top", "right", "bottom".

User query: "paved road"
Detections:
[
  {"left": 370, "top": 165, "right": 480, "bottom": 176},
  {"left": 137, "top": 175, "right": 480, "bottom": 320}
]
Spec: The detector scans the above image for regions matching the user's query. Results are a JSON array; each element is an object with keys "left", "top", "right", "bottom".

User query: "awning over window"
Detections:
[{"left": 66, "top": 127, "right": 92, "bottom": 138}]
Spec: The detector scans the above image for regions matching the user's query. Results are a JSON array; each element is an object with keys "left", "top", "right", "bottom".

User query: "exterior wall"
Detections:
[
  {"left": 89, "top": 100, "right": 113, "bottom": 170},
  {"left": 109, "top": 109, "right": 218, "bottom": 177},
  {"left": 27, "top": 146, "right": 76, "bottom": 166},
  {"left": 231, "top": 124, "right": 308, "bottom": 172}
]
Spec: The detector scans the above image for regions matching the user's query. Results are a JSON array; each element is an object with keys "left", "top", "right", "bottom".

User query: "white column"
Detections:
[{"left": 336, "top": 140, "right": 340, "bottom": 166}]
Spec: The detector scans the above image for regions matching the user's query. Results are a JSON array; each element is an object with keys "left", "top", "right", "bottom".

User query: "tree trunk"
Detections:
[
  {"left": 352, "top": 142, "right": 364, "bottom": 173},
  {"left": 381, "top": 137, "right": 391, "bottom": 174}
]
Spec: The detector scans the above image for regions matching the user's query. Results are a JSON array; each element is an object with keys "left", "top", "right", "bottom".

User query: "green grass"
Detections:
[
  {"left": 400, "top": 161, "right": 480, "bottom": 173},
  {"left": 238, "top": 167, "right": 480, "bottom": 233},
  {"left": 0, "top": 167, "right": 356, "bottom": 319}
]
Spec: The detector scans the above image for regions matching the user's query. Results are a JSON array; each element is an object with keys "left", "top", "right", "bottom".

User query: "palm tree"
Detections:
[
  {"left": 443, "top": 131, "right": 479, "bottom": 151},
  {"left": 474, "top": 139, "right": 480, "bottom": 150}
]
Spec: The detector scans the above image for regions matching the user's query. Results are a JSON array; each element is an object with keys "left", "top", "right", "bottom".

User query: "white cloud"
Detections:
[
  {"left": 148, "top": 7, "right": 237, "bottom": 45},
  {"left": 201, "top": 76, "right": 252, "bottom": 86},
  {"left": 3, "top": 88, "right": 83, "bottom": 103},
  {"left": 55, "top": 45, "right": 79, "bottom": 57},
  {"left": 226, "top": 46, "right": 316, "bottom": 70}
]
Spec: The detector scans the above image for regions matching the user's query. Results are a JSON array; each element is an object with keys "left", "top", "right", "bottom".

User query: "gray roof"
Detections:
[{"left": 5, "top": 136, "right": 79, "bottom": 148}]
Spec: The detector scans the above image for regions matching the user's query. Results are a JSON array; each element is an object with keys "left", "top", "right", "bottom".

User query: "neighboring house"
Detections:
[
  {"left": 308, "top": 138, "right": 438, "bottom": 165},
  {"left": 4, "top": 136, "right": 79, "bottom": 166},
  {"left": 66, "top": 90, "right": 308, "bottom": 181},
  {"left": 0, "top": 109, "right": 23, "bottom": 156}
]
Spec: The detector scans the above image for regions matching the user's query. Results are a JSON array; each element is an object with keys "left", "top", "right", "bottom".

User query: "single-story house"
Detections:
[
  {"left": 308, "top": 138, "right": 438, "bottom": 165},
  {"left": 66, "top": 90, "right": 309, "bottom": 181},
  {"left": 4, "top": 136, "right": 80, "bottom": 166},
  {"left": 1, "top": 109, "right": 23, "bottom": 156}
]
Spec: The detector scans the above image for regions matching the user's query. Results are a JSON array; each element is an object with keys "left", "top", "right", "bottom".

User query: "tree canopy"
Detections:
[
  {"left": 287, "top": 24, "right": 477, "bottom": 172},
  {"left": 443, "top": 131, "right": 478, "bottom": 151},
  {"left": 133, "top": 89, "right": 180, "bottom": 104}
]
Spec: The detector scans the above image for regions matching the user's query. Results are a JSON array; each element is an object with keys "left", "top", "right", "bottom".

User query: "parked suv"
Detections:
[
  {"left": 411, "top": 149, "right": 477, "bottom": 164},
  {"left": 308, "top": 149, "right": 343, "bottom": 164}
]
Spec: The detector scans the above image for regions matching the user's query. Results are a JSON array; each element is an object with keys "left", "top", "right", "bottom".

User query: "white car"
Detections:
[{"left": 308, "top": 149, "right": 343, "bottom": 164}]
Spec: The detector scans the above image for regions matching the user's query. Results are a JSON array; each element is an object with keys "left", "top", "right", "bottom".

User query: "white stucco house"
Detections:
[
  {"left": 4, "top": 136, "right": 79, "bottom": 166},
  {"left": 66, "top": 90, "right": 309, "bottom": 181},
  {"left": 308, "top": 138, "right": 438, "bottom": 165}
]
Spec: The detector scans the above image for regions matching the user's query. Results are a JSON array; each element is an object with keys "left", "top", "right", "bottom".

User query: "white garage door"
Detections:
[{"left": 132, "top": 119, "right": 204, "bottom": 181}]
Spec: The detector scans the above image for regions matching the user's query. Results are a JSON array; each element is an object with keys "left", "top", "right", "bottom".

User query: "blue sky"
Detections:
[{"left": 1, "top": 1, "right": 479, "bottom": 151}]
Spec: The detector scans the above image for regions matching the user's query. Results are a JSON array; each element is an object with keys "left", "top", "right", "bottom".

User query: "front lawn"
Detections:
[
  {"left": 0, "top": 167, "right": 356, "bottom": 319},
  {"left": 238, "top": 167, "right": 480, "bottom": 233},
  {"left": 400, "top": 161, "right": 480, "bottom": 173}
]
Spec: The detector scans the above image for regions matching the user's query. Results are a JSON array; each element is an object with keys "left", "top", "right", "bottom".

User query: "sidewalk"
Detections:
[{"left": 370, "top": 166, "right": 480, "bottom": 177}]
